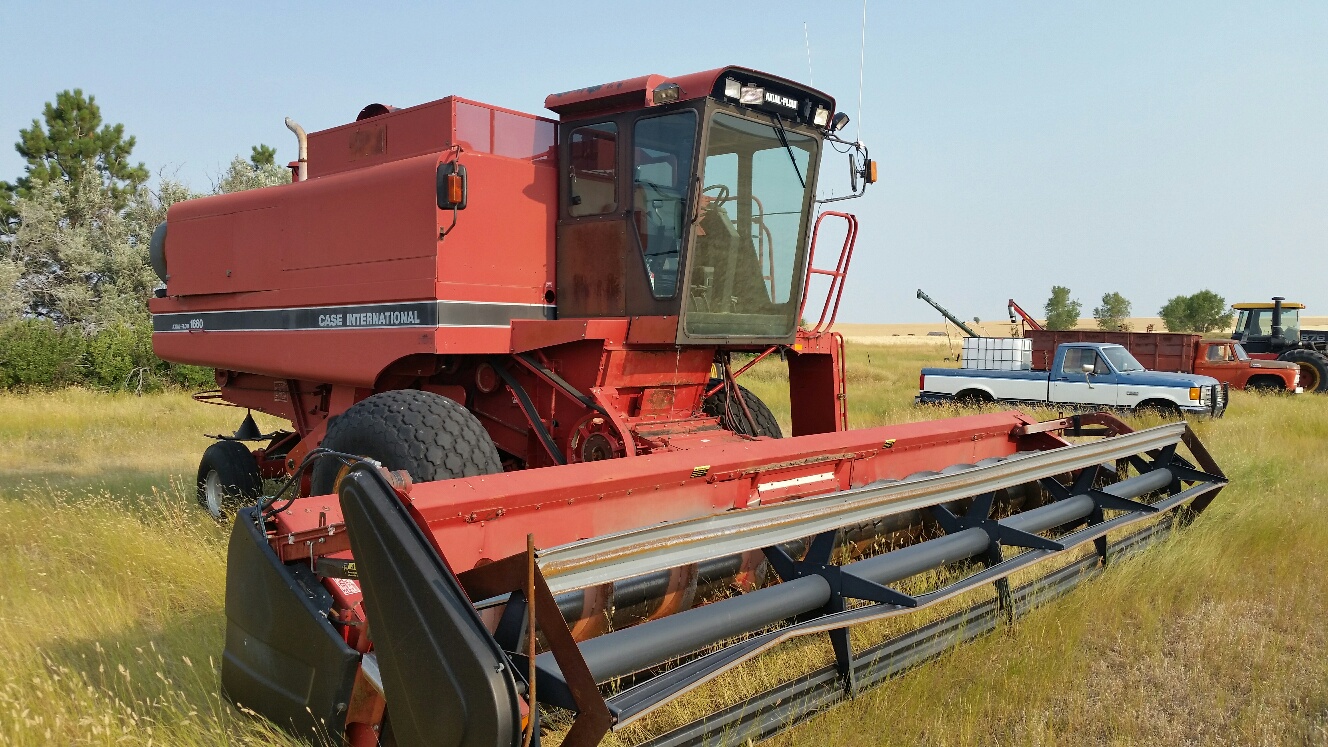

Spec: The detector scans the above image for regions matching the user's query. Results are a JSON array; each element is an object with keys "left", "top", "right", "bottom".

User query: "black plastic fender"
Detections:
[
  {"left": 220, "top": 507, "right": 359, "bottom": 740},
  {"left": 339, "top": 466, "right": 522, "bottom": 747}
]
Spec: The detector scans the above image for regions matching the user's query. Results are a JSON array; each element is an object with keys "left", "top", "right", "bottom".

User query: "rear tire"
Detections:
[
  {"left": 197, "top": 440, "right": 263, "bottom": 520},
  {"left": 702, "top": 379, "right": 782, "bottom": 438},
  {"left": 310, "top": 389, "right": 502, "bottom": 496},
  {"left": 1278, "top": 349, "right": 1328, "bottom": 393},
  {"left": 955, "top": 389, "right": 994, "bottom": 407}
]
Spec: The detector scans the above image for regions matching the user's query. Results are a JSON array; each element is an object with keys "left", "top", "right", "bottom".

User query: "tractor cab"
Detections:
[
  {"left": 1232, "top": 298, "right": 1305, "bottom": 354},
  {"left": 546, "top": 67, "right": 865, "bottom": 345}
]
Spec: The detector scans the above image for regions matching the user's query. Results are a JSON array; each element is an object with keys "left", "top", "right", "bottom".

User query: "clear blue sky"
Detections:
[{"left": 3, "top": 1, "right": 1324, "bottom": 323}]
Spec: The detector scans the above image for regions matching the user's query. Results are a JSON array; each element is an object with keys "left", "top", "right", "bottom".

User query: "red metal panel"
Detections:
[
  {"left": 309, "top": 99, "right": 452, "bottom": 179},
  {"left": 509, "top": 319, "right": 628, "bottom": 352}
]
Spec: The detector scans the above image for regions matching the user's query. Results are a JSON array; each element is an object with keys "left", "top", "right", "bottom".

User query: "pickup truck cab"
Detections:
[{"left": 918, "top": 342, "right": 1227, "bottom": 417}]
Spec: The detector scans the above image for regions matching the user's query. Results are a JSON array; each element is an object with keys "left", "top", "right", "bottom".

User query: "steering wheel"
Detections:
[{"left": 701, "top": 184, "right": 731, "bottom": 203}]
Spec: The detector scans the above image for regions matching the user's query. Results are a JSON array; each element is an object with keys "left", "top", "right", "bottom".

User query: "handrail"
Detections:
[{"left": 798, "top": 211, "right": 858, "bottom": 334}]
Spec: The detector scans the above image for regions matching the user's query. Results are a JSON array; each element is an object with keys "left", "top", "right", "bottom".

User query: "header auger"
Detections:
[{"left": 149, "top": 66, "right": 1227, "bottom": 746}]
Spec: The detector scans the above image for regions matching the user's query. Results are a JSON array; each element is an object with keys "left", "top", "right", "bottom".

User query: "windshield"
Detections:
[
  {"left": 1232, "top": 343, "right": 1250, "bottom": 361},
  {"left": 683, "top": 112, "right": 818, "bottom": 338},
  {"left": 1247, "top": 308, "right": 1301, "bottom": 337},
  {"left": 1102, "top": 346, "right": 1146, "bottom": 372}
]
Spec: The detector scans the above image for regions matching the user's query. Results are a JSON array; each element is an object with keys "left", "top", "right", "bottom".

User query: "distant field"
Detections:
[{"left": 0, "top": 349, "right": 1324, "bottom": 746}]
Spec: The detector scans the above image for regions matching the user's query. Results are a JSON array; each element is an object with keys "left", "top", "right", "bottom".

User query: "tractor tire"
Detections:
[
  {"left": 310, "top": 389, "right": 503, "bottom": 496},
  {"left": 197, "top": 440, "right": 263, "bottom": 521},
  {"left": 702, "top": 379, "right": 782, "bottom": 438},
  {"left": 1278, "top": 349, "right": 1328, "bottom": 393}
]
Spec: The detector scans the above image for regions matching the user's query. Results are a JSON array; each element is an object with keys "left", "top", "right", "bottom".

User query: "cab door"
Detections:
[
  {"left": 1048, "top": 347, "right": 1119, "bottom": 407},
  {"left": 1194, "top": 342, "right": 1237, "bottom": 386}
]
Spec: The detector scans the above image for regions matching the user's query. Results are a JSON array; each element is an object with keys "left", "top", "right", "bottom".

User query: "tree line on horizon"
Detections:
[{"left": 1040, "top": 286, "right": 1234, "bottom": 333}]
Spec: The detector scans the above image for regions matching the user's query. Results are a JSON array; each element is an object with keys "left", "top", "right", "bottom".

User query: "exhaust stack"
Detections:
[{"left": 284, "top": 117, "right": 308, "bottom": 182}]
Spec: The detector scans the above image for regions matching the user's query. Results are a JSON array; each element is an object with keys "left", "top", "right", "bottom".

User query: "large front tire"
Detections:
[
  {"left": 1279, "top": 349, "right": 1328, "bottom": 393},
  {"left": 197, "top": 440, "right": 263, "bottom": 520},
  {"left": 310, "top": 390, "right": 502, "bottom": 496},
  {"left": 702, "top": 379, "right": 782, "bottom": 438}
]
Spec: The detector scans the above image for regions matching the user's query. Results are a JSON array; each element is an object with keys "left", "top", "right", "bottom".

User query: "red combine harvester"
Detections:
[{"left": 150, "top": 68, "right": 1227, "bottom": 747}]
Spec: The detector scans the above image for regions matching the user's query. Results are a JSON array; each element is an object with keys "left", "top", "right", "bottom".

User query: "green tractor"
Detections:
[{"left": 1231, "top": 297, "right": 1328, "bottom": 392}]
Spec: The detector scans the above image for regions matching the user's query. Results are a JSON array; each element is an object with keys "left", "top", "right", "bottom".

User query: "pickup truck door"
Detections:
[
  {"left": 1193, "top": 342, "right": 1237, "bottom": 386},
  {"left": 1048, "top": 348, "right": 1119, "bottom": 407}
]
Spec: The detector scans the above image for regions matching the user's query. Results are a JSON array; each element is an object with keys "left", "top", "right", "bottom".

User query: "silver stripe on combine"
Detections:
[{"left": 152, "top": 300, "right": 555, "bottom": 333}]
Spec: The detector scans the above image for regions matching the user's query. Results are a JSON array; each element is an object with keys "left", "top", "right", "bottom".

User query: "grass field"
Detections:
[{"left": 0, "top": 345, "right": 1325, "bottom": 745}]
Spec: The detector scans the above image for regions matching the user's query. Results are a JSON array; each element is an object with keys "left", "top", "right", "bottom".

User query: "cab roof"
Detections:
[
  {"left": 1232, "top": 302, "right": 1306, "bottom": 310},
  {"left": 544, "top": 66, "right": 835, "bottom": 121}
]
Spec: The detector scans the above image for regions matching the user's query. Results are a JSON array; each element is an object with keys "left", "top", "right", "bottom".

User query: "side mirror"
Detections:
[
  {"left": 848, "top": 153, "right": 859, "bottom": 194},
  {"left": 1081, "top": 363, "right": 1095, "bottom": 375},
  {"left": 436, "top": 161, "right": 468, "bottom": 211}
]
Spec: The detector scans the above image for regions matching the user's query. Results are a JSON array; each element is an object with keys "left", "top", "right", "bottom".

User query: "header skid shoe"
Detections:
[{"left": 231, "top": 412, "right": 1225, "bottom": 746}]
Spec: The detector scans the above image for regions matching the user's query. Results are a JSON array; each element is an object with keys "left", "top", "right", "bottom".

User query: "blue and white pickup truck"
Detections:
[{"left": 917, "top": 342, "right": 1227, "bottom": 417}]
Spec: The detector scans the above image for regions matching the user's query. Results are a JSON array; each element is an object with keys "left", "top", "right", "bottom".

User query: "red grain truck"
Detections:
[{"left": 1025, "top": 329, "right": 1300, "bottom": 393}]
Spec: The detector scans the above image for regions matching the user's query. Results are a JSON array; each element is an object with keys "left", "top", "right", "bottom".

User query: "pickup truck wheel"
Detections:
[
  {"left": 310, "top": 389, "right": 503, "bottom": 496},
  {"left": 1244, "top": 375, "right": 1286, "bottom": 394},
  {"left": 1136, "top": 400, "right": 1180, "bottom": 418},
  {"left": 703, "top": 379, "right": 782, "bottom": 438},
  {"left": 1278, "top": 350, "right": 1328, "bottom": 393},
  {"left": 955, "top": 389, "right": 993, "bottom": 407}
]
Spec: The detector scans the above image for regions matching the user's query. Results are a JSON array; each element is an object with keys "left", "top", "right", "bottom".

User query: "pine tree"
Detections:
[{"left": 2, "top": 89, "right": 148, "bottom": 223}]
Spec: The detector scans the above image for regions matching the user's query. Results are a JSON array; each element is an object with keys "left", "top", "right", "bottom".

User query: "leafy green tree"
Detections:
[
  {"left": 1, "top": 90, "right": 148, "bottom": 223},
  {"left": 1159, "top": 290, "right": 1233, "bottom": 333},
  {"left": 4, "top": 170, "right": 190, "bottom": 329},
  {"left": 1044, "top": 286, "right": 1082, "bottom": 330},
  {"left": 216, "top": 154, "right": 291, "bottom": 194},
  {"left": 250, "top": 144, "right": 278, "bottom": 168},
  {"left": 1093, "top": 292, "right": 1132, "bottom": 331}
]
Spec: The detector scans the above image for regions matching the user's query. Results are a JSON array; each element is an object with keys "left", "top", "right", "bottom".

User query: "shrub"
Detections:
[
  {"left": 0, "top": 319, "right": 215, "bottom": 392},
  {"left": 0, "top": 319, "right": 87, "bottom": 388}
]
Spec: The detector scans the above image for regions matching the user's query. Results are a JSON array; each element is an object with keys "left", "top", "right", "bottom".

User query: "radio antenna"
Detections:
[
  {"left": 856, "top": 0, "right": 868, "bottom": 143},
  {"left": 803, "top": 22, "right": 815, "bottom": 85}
]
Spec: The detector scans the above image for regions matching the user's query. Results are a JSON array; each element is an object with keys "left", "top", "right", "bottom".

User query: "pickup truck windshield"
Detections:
[
  {"left": 1232, "top": 343, "right": 1250, "bottom": 361},
  {"left": 1102, "top": 346, "right": 1145, "bottom": 372}
]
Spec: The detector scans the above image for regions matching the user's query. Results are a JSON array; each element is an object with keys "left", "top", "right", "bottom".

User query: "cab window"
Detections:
[
  {"left": 632, "top": 111, "right": 697, "bottom": 298},
  {"left": 1061, "top": 348, "right": 1108, "bottom": 375},
  {"left": 568, "top": 123, "right": 617, "bottom": 217}
]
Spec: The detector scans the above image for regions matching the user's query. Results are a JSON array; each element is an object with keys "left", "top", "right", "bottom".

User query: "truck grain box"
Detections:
[{"left": 1025, "top": 329, "right": 1300, "bottom": 393}]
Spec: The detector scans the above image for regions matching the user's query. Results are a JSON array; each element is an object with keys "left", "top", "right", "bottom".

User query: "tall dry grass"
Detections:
[{"left": 0, "top": 351, "right": 1324, "bottom": 745}]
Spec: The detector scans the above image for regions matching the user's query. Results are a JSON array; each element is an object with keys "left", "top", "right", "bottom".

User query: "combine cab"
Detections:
[{"left": 150, "top": 67, "right": 1228, "bottom": 746}]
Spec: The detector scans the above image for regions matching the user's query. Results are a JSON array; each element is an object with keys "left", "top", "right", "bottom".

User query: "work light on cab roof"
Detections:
[{"left": 145, "top": 63, "right": 1226, "bottom": 747}]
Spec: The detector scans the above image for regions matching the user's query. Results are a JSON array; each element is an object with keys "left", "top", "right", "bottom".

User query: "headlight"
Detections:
[
  {"left": 1189, "top": 387, "right": 1201, "bottom": 401},
  {"left": 724, "top": 78, "right": 741, "bottom": 99},
  {"left": 739, "top": 85, "right": 765, "bottom": 105},
  {"left": 813, "top": 106, "right": 830, "bottom": 127}
]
